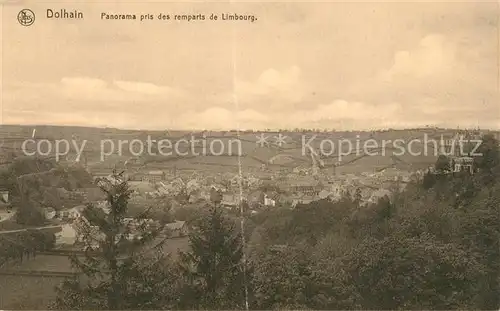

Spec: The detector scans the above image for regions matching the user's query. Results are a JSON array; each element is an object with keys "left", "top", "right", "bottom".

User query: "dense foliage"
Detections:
[
  {"left": 50, "top": 172, "right": 172, "bottom": 310},
  {"left": 0, "top": 230, "right": 56, "bottom": 265},
  {"left": 44, "top": 134, "right": 500, "bottom": 309},
  {"left": 178, "top": 205, "right": 247, "bottom": 309}
]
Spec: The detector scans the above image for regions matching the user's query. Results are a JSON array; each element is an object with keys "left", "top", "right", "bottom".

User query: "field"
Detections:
[
  {"left": 0, "top": 237, "right": 190, "bottom": 309},
  {"left": 0, "top": 275, "right": 63, "bottom": 309},
  {"left": 2, "top": 124, "right": 494, "bottom": 176},
  {"left": 0, "top": 255, "right": 71, "bottom": 309}
]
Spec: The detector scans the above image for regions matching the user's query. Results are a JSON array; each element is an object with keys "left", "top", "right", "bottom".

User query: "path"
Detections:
[{"left": 0, "top": 224, "right": 61, "bottom": 235}]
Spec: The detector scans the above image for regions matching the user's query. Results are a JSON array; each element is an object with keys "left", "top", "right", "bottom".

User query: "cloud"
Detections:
[
  {"left": 114, "top": 80, "right": 185, "bottom": 96},
  {"left": 2, "top": 1, "right": 497, "bottom": 131},
  {"left": 379, "top": 34, "right": 458, "bottom": 82},
  {"left": 5, "top": 77, "right": 187, "bottom": 101},
  {"left": 345, "top": 31, "right": 499, "bottom": 129},
  {"left": 173, "top": 100, "right": 404, "bottom": 130},
  {"left": 57, "top": 77, "right": 187, "bottom": 101},
  {"left": 60, "top": 77, "right": 108, "bottom": 90},
  {"left": 223, "top": 66, "right": 305, "bottom": 110},
  {"left": 290, "top": 101, "right": 401, "bottom": 123},
  {"left": 2, "top": 77, "right": 191, "bottom": 129},
  {"left": 4, "top": 77, "right": 189, "bottom": 112},
  {"left": 176, "top": 107, "right": 271, "bottom": 130},
  {"left": 3, "top": 109, "right": 126, "bottom": 129}
]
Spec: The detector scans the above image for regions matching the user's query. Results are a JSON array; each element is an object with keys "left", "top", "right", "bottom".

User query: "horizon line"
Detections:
[{"left": 0, "top": 123, "right": 496, "bottom": 133}]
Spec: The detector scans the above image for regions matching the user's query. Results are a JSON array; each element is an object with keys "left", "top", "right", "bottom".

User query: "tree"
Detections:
[
  {"left": 1, "top": 156, "right": 57, "bottom": 196},
  {"left": 422, "top": 169, "right": 436, "bottom": 189},
  {"left": 149, "top": 197, "right": 173, "bottom": 225},
  {"left": 251, "top": 245, "right": 311, "bottom": 309},
  {"left": 474, "top": 134, "right": 499, "bottom": 171},
  {"left": 343, "top": 234, "right": 486, "bottom": 310},
  {"left": 15, "top": 188, "right": 46, "bottom": 226},
  {"left": 50, "top": 171, "right": 173, "bottom": 310},
  {"left": 374, "top": 195, "right": 393, "bottom": 220},
  {"left": 474, "top": 134, "right": 500, "bottom": 185},
  {"left": 172, "top": 205, "right": 208, "bottom": 224},
  {"left": 435, "top": 155, "right": 451, "bottom": 173},
  {"left": 178, "top": 205, "right": 247, "bottom": 309},
  {"left": 455, "top": 184, "right": 500, "bottom": 309},
  {"left": 209, "top": 187, "right": 222, "bottom": 205},
  {"left": 353, "top": 188, "right": 362, "bottom": 204},
  {"left": 0, "top": 230, "right": 56, "bottom": 265}
]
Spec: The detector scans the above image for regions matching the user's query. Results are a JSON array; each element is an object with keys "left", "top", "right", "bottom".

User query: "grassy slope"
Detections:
[{"left": 0, "top": 237, "right": 190, "bottom": 309}]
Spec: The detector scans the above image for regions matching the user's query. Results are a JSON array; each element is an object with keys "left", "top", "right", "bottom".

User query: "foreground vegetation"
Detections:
[{"left": 1, "top": 134, "right": 499, "bottom": 310}]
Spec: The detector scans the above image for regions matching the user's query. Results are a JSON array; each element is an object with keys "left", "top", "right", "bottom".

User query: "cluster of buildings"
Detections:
[
  {"left": 441, "top": 133, "right": 477, "bottom": 170},
  {"left": 55, "top": 201, "right": 188, "bottom": 247},
  {"left": 55, "top": 131, "right": 488, "bottom": 246},
  {"left": 176, "top": 167, "right": 413, "bottom": 211},
  {"left": 0, "top": 188, "right": 13, "bottom": 222},
  {"left": 431, "top": 132, "right": 480, "bottom": 174}
]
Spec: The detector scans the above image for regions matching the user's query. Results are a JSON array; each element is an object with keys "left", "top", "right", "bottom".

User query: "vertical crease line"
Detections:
[{"left": 229, "top": 1, "right": 249, "bottom": 310}]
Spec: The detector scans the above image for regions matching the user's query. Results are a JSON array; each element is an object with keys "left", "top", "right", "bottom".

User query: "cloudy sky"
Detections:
[{"left": 1, "top": 0, "right": 498, "bottom": 130}]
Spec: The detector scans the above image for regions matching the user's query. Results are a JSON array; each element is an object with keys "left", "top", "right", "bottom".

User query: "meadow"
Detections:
[{"left": 0, "top": 237, "right": 190, "bottom": 309}]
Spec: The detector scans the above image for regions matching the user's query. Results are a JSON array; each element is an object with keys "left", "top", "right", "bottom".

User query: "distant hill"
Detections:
[
  {"left": 1, "top": 125, "right": 497, "bottom": 175},
  {"left": 17, "top": 166, "right": 94, "bottom": 193}
]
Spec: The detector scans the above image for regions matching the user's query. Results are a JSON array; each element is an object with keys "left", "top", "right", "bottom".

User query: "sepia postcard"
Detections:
[{"left": 0, "top": 0, "right": 499, "bottom": 310}]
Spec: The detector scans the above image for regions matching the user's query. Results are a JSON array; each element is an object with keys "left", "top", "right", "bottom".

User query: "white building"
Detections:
[
  {"left": 452, "top": 156, "right": 474, "bottom": 174},
  {"left": 263, "top": 194, "right": 276, "bottom": 207},
  {"left": 0, "top": 189, "right": 9, "bottom": 203},
  {"left": 43, "top": 207, "right": 56, "bottom": 219},
  {"left": 55, "top": 224, "right": 77, "bottom": 245}
]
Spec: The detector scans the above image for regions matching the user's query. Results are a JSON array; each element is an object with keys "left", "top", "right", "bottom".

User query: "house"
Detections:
[
  {"left": 0, "top": 189, "right": 9, "bottom": 203},
  {"left": 188, "top": 189, "right": 208, "bottom": 203},
  {"left": 221, "top": 193, "right": 242, "bottom": 208},
  {"left": 165, "top": 220, "right": 188, "bottom": 238},
  {"left": 269, "top": 244, "right": 289, "bottom": 253},
  {"left": 289, "top": 178, "right": 323, "bottom": 195},
  {"left": 0, "top": 188, "right": 11, "bottom": 211},
  {"left": 452, "top": 156, "right": 474, "bottom": 174},
  {"left": 43, "top": 207, "right": 56, "bottom": 219},
  {"left": 59, "top": 205, "right": 86, "bottom": 220},
  {"left": 129, "top": 181, "right": 157, "bottom": 195},
  {"left": 95, "top": 174, "right": 125, "bottom": 186},
  {"left": 70, "top": 205, "right": 86, "bottom": 219},
  {"left": 78, "top": 187, "right": 105, "bottom": 202},
  {"left": 263, "top": 193, "right": 277, "bottom": 207},
  {"left": 143, "top": 171, "right": 166, "bottom": 183},
  {"left": 157, "top": 178, "right": 185, "bottom": 196},
  {"left": 123, "top": 217, "right": 159, "bottom": 240},
  {"left": 65, "top": 188, "right": 102, "bottom": 204},
  {"left": 291, "top": 194, "right": 317, "bottom": 208},
  {"left": 123, "top": 217, "right": 157, "bottom": 231},
  {"left": 69, "top": 190, "right": 87, "bottom": 201},
  {"left": 246, "top": 190, "right": 264, "bottom": 208},
  {"left": 55, "top": 224, "right": 77, "bottom": 245},
  {"left": 128, "top": 172, "right": 146, "bottom": 181},
  {"left": 230, "top": 175, "right": 241, "bottom": 188},
  {"left": 318, "top": 189, "right": 332, "bottom": 200}
]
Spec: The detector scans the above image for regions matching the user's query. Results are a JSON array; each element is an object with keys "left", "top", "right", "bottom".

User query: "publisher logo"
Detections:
[{"left": 18, "top": 9, "right": 35, "bottom": 26}]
